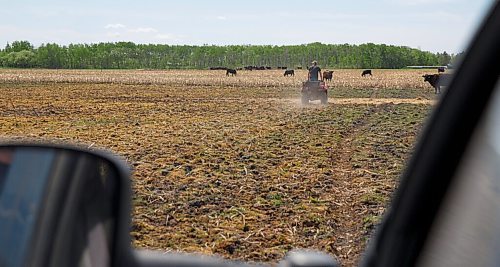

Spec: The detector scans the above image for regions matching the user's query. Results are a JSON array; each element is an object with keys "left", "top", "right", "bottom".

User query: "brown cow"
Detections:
[
  {"left": 323, "top": 70, "right": 334, "bottom": 81},
  {"left": 423, "top": 73, "right": 452, "bottom": 94}
]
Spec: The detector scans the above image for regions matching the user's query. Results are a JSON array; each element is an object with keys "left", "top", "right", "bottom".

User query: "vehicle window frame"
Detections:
[
  {"left": 361, "top": 1, "right": 500, "bottom": 266},
  {"left": 416, "top": 79, "right": 500, "bottom": 266}
]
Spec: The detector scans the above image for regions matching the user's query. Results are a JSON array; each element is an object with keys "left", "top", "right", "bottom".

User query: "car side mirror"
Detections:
[{"left": 0, "top": 143, "right": 133, "bottom": 267}]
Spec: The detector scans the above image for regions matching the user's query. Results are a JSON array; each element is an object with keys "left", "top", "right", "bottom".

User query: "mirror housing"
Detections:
[{"left": 0, "top": 142, "right": 133, "bottom": 267}]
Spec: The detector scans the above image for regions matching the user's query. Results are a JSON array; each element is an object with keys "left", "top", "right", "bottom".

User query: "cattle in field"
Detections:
[
  {"left": 284, "top": 69, "right": 294, "bottom": 77},
  {"left": 362, "top": 69, "right": 372, "bottom": 77},
  {"left": 226, "top": 69, "right": 237, "bottom": 76},
  {"left": 438, "top": 67, "right": 446, "bottom": 73},
  {"left": 247, "top": 66, "right": 266, "bottom": 70},
  {"left": 209, "top": 67, "right": 227, "bottom": 70},
  {"left": 423, "top": 73, "right": 452, "bottom": 94},
  {"left": 323, "top": 70, "right": 334, "bottom": 81}
]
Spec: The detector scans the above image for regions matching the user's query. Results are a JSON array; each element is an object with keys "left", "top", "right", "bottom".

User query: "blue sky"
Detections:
[{"left": 0, "top": 0, "right": 493, "bottom": 53}]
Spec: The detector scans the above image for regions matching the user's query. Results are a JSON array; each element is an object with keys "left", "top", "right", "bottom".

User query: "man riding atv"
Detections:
[
  {"left": 302, "top": 60, "right": 328, "bottom": 104},
  {"left": 308, "top": 60, "right": 323, "bottom": 81}
]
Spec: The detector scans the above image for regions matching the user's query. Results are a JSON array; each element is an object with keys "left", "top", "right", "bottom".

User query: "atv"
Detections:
[{"left": 301, "top": 80, "right": 328, "bottom": 105}]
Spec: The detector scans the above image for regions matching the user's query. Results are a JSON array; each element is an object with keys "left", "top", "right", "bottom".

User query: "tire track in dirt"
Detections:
[
  {"left": 320, "top": 104, "right": 389, "bottom": 266},
  {"left": 253, "top": 97, "right": 429, "bottom": 266}
]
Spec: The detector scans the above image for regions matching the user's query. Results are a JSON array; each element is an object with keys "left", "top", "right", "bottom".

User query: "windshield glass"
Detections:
[{"left": 0, "top": 0, "right": 494, "bottom": 266}]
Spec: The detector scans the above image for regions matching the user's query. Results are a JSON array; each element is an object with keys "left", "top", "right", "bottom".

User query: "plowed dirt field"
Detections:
[{"left": 0, "top": 69, "right": 440, "bottom": 266}]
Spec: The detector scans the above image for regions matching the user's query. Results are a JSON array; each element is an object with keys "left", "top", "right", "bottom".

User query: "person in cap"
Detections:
[{"left": 308, "top": 60, "right": 322, "bottom": 81}]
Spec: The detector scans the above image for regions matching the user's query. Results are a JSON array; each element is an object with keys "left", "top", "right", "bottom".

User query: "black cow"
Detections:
[
  {"left": 209, "top": 67, "right": 227, "bottom": 70},
  {"left": 423, "top": 73, "right": 452, "bottom": 94},
  {"left": 323, "top": 70, "right": 334, "bottom": 81},
  {"left": 226, "top": 69, "right": 237, "bottom": 76},
  {"left": 284, "top": 70, "right": 295, "bottom": 77},
  {"left": 437, "top": 67, "right": 446, "bottom": 73},
  {"left": 362, "top": 69, "right": 372, "bottom": 77}
]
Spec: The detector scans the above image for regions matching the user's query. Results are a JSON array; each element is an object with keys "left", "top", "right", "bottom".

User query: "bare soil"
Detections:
[{"left": 0, "top": 69, "right": 440, "bottom": 266}]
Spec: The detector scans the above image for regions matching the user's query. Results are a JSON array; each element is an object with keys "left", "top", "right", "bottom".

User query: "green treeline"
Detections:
[{"left": 0, "top": 40, "right": 454, "bottom": 69}]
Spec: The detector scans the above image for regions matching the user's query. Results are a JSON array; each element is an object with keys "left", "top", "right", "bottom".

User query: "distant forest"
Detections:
[{"left": 0, "top": 40, "right": 459, "bottom": 70}]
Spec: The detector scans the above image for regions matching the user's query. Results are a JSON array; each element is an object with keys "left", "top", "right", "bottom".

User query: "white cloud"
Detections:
[
  {"left": 104, "top": 23, "right": 126, "bottom": 29},
  {"left": 129, "top": 27, "right": 158, "bottom": 33},
  {"left": 216, "top": 16, "right": 227, "bottom": 20}
]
